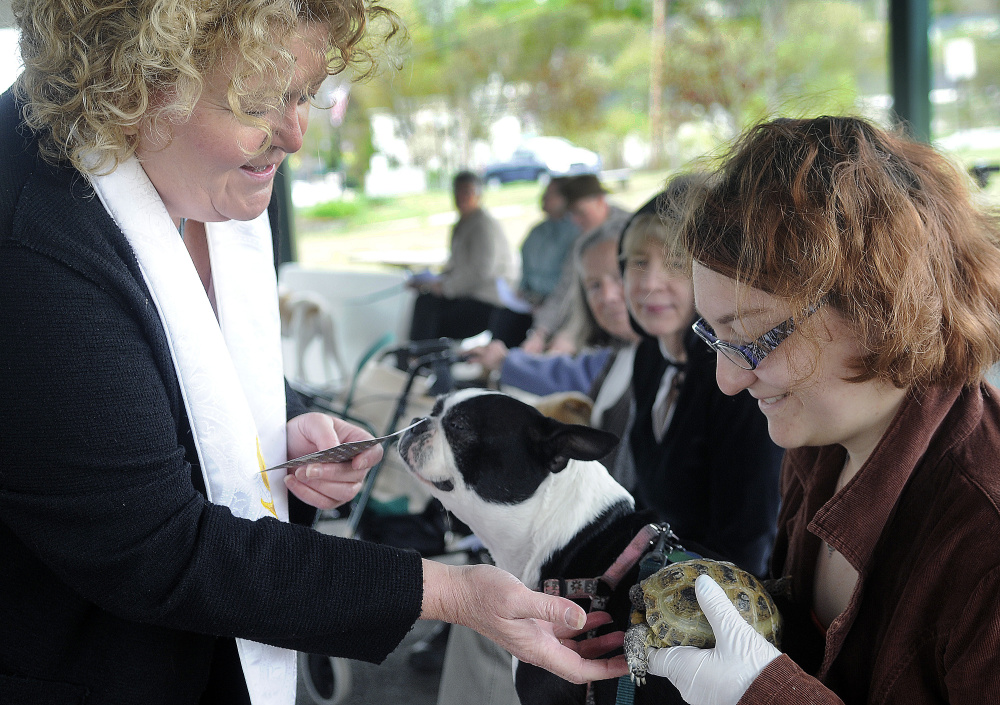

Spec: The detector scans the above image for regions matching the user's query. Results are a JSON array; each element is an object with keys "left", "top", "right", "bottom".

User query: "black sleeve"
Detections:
[
  {"left": 285, "top": 379, "right": 311, "bottom": 420},
  {"left": 0, "top": 242, "right": 422, "bottom": 661}
]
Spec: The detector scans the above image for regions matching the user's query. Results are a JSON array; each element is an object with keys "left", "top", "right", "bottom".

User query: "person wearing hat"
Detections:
[
  {"left": 486, "top": 177, "right": 581, "bottom": 349},
  {"left": 522, "top": 174, "right": 631, "bottom": 355}
]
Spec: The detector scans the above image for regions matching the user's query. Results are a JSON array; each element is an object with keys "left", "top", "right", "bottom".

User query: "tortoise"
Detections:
[{"left": 623, "top": 558, "right": 783, "bottom": 684}]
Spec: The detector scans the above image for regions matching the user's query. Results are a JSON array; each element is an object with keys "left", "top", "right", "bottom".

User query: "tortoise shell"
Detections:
[{"left": 638, "top": 558, "right": 782, "bottom": 649}]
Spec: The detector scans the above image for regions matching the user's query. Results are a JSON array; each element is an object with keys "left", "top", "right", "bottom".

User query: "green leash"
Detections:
[{"left": 614, "top": 527, "right": 700, "bottom": 705}]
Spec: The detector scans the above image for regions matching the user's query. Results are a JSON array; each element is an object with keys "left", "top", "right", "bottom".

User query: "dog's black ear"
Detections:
[{"left": 529, "top": 418, "right": 619, "bottom": 473}]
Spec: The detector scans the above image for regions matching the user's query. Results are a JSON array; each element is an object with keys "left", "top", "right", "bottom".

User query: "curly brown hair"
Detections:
[
  {"left": 683, "top": 115, "right": 1000, "bottom": 388},
  {"left": 13, "top": 0, "right": 401, "bottom": 175}
]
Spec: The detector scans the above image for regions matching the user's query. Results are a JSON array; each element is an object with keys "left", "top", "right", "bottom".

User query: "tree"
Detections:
[{"left": 298, "top": 0, "right": 898, "bottom": 183}]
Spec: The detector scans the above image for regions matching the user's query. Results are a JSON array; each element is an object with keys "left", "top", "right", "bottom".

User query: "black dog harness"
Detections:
[
  {"left": 540, "top": 523, "right": 700, "bottom": 705},
  {"left": 542, "top": 523, "right": 663, "bottom": 608}
]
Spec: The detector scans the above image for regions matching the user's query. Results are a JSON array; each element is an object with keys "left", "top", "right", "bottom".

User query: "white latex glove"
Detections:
[{"left": 646, "top": 574, "right": 782, "bottom": 705}]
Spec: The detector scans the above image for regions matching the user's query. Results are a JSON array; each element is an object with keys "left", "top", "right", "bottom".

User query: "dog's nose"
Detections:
[{"left": 409, "top": 417, "right": 431, "bottom": 434}]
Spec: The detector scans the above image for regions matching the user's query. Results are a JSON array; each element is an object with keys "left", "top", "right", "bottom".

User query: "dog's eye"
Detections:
[{"left": 445, "top": 415, "right": 470, "bottom": 433}]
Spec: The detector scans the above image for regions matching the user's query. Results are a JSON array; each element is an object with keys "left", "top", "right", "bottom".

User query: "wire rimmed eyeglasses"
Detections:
[{"left": 691, "top": 298, "right": 828, "bottom": 371}]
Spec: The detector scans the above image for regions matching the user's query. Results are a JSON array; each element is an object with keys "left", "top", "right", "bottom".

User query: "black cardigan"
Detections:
[
  {"left": 628, "top": 331, "right": 784, "bottom": 576},
  {"left": 617, "top": 190, "right": 783, "bottom": 577},
  {"left": 0, "top": 88, "right": 423, "bottom": 705}
]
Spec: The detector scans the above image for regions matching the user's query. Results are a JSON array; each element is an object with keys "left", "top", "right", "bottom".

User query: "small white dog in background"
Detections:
[{"left": 278, "top": 288, "right": 345, "bottom": 385}]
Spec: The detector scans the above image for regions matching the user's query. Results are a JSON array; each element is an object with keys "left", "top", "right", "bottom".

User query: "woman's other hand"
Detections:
[
  {"left": 283, "top": 412, "right": 382, "bottom": 510},
  {"left": 545, "top": 331, "right": 578, "bottom": 355},
  {"left": 420, "top": 561, "right": 629, "bottom": 684},
  {"left": 520, "top": 329, "right": 548, "bottom": 355},
  {"left": 464, "top": 340, "right": 509, "bottom": 373},
  {"left": 645, "top": 574, "right": 781, "bottom": 705}
]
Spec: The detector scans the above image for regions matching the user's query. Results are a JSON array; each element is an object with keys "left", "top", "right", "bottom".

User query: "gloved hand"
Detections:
[{"left": 646, "top": 574, "right": 782, "bottom": 705}]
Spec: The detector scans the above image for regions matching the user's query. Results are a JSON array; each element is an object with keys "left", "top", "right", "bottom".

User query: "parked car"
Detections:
[{"left": 482, "top": 136, "right": 602, "bottom": 187}]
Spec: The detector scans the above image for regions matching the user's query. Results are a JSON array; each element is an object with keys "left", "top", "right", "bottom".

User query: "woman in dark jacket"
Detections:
[
  {"left": 0, "top": 2, "right": 624, "bottom": 702},
  {"left": 621, "top": 181, "right": 783, "bottom": 576}
]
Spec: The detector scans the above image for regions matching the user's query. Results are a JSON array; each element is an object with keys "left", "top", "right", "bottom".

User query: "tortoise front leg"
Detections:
[
  {"left": 624, "top": 621, "right": 653, "bottom": 685},
  {"left": 624, "top": 582, "right": 653, "bottom": 685}
]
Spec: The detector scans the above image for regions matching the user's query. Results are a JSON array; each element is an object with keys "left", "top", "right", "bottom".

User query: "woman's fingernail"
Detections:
[
  {"left": 566, "top": 608, "right": 585, "bottom": 629},
  {"left": 306, "top": 466, "right": 320, "bottom": 479}
]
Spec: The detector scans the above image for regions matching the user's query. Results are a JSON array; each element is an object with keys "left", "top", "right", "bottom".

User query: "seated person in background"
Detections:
[
  {"left": 518, "top": 177, "right": 579, "bottom": 306},
  {"left": 467, "top": 221, "right": 640, "bottom": 490},
  {"left": 622, "top": 177, "right": 783, "bottom": 578},
  {"left": 522, "top": 173, "right": 631, "bottom": 355},
  {"left": 488, "top": 177, "right": 580, "bottom": 346},
  {"left": 407, "top": 171, "right": 519, "bottom": 344}
]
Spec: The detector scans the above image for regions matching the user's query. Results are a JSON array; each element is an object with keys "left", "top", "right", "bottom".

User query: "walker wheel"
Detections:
[{"left": 299, "top": 651, "right": 352, "bottom": 705}]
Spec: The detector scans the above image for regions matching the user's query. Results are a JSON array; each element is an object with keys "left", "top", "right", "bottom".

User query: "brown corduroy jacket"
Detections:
[{"left": 742, "top": 383, "right": 1000, "bottom": 704}]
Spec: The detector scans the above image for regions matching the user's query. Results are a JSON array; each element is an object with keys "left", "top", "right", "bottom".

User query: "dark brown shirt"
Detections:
[{"left": 742, "top": 384, "right": 1000, "bottom": 704}]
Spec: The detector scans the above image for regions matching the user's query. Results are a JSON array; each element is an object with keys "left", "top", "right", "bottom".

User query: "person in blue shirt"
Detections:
[
  {"left": 518, "top": 177, "right": 580, "bottom": 306},
  {"left": 488, "top": 178, "right": 580, "bottom": 347}
]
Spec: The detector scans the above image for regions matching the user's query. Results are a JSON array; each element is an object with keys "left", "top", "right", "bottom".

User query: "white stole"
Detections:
[{"left": 90, "top": 156, "right": 296, "bottom": 705}]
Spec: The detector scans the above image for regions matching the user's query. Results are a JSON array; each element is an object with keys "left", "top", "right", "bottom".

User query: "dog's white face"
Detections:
[
  {"left": 395, "top": 390, "right": 468, "bottom": 497},
  {"left": 399, "top": 388, "right": 618, "bottom": 503},
  {"left": 398, "top": 388, "right": 627, "bottom": 580}
]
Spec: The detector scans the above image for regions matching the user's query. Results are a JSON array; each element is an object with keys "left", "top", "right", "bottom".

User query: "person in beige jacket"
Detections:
[{"left": 408, "top": 171, "right": 517, "bottom": 343}]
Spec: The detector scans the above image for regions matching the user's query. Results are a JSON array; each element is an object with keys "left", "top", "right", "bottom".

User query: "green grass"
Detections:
[
  {"left": 297, "top": 180, "right": 550, "bottom": 230},
  {"left": 298, "top": 193, "right": 449, "bottom": 230},
  {"left": 301, "top": 199, "right": 371, "bottom": 221},
  {"left": 294, "top": 170, "right": 673, "bottom": 233}
]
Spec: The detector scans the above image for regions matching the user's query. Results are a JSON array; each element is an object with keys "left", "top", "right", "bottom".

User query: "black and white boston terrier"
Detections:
[{"left": 397, "top": 388, "right": 687, "bottom": 705}]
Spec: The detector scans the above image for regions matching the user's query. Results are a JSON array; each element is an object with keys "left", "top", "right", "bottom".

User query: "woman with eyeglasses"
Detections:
[
  {"left": 645, "top": 117, "right": 1000, "bottom": 704},
  {"left": 620, "top": 179, "right": 783, "bottom": 579}
]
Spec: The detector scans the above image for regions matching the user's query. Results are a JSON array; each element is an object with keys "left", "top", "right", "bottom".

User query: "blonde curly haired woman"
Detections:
[
  {"left": 645, "top": 117, "right": 1000, "bottom": 704},
  {"left": 0, "top": 2, "right": 627, "bottom": 703}
]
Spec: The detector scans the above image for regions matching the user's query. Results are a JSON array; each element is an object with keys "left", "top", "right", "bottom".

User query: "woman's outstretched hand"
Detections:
[{"left": 421, "top": 561, "right": 629, "bottom": 684}]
